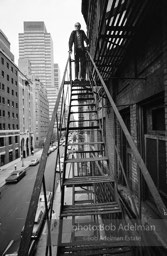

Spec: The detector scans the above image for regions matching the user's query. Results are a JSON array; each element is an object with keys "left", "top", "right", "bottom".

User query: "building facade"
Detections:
[
  {"left": 32, "top": 77, "right": 49, "bottom": 148},
  {"left": 18, "top": 71, "right": 34, "bottom": 158},
  {"left": 82, "top": 0, "right": 167, "bottom": 210},
  {"left": 0, "top": 30, "right": 20, "bottom": 166},
  {"left": 19, "top": 58, "right": 49, "bottom": 148},
  {"left": 54, "top": 63, "right": 60, "bottom": 90}
]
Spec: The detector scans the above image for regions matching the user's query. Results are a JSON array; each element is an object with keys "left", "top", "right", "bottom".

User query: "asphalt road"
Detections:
[{"left": 0, "top": 149, "right": 62, "bottom": 255}]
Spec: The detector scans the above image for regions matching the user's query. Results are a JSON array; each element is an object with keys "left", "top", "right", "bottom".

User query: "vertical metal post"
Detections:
[{"left": 42, "top": 177, "right": 52, "bottom": 256}]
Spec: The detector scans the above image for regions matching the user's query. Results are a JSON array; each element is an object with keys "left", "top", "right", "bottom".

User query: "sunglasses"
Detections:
[{"left": 75, "top": 25, "right": 80, "bottom": 27}]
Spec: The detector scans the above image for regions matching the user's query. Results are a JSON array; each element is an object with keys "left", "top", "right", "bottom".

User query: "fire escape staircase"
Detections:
[
  {"left": 18, "top": 52, "right": 167, "bottom": 256},
  {"left": 57, "top": 80, "right": 132, "bottom": 255}
]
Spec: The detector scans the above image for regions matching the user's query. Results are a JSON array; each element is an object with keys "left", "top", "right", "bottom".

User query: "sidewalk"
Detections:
[{"left": 0, "top": 148, "right": 43, "bottom": 188}]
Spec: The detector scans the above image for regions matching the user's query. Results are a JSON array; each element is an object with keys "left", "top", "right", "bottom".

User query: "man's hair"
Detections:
[{"left": 75, "top": 22, "right": 81, "bottom": 28}]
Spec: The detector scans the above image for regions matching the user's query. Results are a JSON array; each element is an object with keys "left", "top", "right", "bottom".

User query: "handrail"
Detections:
[
  {"left": 18, "top": 55, "right": 71, "bottom": 256},
  {"left": 86, "top": 51, "right": 167, "bottom": 219}
]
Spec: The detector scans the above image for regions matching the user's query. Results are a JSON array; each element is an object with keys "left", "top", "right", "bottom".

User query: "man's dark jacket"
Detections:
[{"left": 69, "top": 30, "right": 89, "bottom": 52}]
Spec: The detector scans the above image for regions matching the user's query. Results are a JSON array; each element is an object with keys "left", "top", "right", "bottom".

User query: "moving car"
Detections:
[
  {"left": 29, "top": 158, "right": 39, "bottom": 166},
  {"left": 5, "top": 168, "right": 26, "bottom": 184},
  {"left": 2, "top": 239, "right": 36, "bottom": 256}
]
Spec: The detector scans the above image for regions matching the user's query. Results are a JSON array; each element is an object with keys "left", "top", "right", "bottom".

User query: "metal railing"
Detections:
[
  {"left": 86, "top": 50, "right": 167, "bottom": 221},
  {"left": 18, "top": 55, "right": 72, "bottom": 256}
]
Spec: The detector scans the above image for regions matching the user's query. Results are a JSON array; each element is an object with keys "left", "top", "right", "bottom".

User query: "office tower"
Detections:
[
  {"left": 19, "top": 21, "right": 54, "bottom": 88},
  {"left": 0, "top": 30, "right": 20, "bottom": 166}
]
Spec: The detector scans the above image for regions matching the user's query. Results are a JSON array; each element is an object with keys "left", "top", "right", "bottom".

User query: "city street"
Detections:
[{"left": 0, "top": 149, "right": 62, "bottom": 255}]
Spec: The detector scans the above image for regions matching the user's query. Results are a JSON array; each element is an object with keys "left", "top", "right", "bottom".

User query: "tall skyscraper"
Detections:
[{"left": 19, "top": 21, "right": 54, "bottom": 88}]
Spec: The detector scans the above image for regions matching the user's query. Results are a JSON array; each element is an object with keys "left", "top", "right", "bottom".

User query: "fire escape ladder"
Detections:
[{"left": 57, "top": 79, "right": 134, "bottom": 255}]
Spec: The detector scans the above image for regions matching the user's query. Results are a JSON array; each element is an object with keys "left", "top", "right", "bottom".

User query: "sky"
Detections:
[{"left": 1, "top": 0, "right": 87, "bottom": 80}]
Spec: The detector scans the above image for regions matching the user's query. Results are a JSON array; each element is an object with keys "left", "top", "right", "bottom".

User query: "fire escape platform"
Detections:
[
  {"left": 63, "top": 175, "right": 114, "bottom": 187},
  {"left": 65, "top": 156, "right": 108, "bottom": 163},
  {"left": 61, "top": 202, "right": 121, "bottom": 217}
]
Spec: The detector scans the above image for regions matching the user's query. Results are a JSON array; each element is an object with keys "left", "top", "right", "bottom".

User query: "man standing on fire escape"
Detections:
[{"left": 69, "top": 22, "right": 89, "bottom": 82}]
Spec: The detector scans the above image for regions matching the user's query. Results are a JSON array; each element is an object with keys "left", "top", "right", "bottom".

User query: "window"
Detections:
[
  {"left": 0, "top": 154, "right": 5, "bottom": 166},
  {"left": 1, "top": 57, "right": 4, "bottom": 65},
  {"left": 7, "top": 74, "right": 9, "bottom": 81},
  {"left": 16, "top": 103, "right": 18, "bottom": 108},
  {"left": 15, "top": 81, "right": 17, "bottom": 86},
  {"left": 11, "top": 66, "right": 13, "bottom": 72},
  {"left": 15, "top": 149, "right": 19, "bottom": 159},
  {"left": 15, "top": 136, "right": 18, "bottom": 143},
  {"left": 9, "top": 151, "right": 13, "bottom": 162},
  {"left": 3, "top": 123, "right": 5, "bottom": 130},
  {"left": 12, "top": 101, "right": 14, "bottom": 107},
  {"left": 12, "top": 124, "right": 15, "bottom": 129},
  {"left": 8, "top": 99, "right": 10, "bottom": 106},
  {"left": 1, "top": 70, "right": 4, "bottom": 77},
  {"left": 12, "top": 90, "right": 14, "bottom": 95},
  {"left": 8, "top": 124, "right": 10, "bottom": 129},
  {"left": 12, "top": 113, "right": 14, "bottom": 118},
  {"left": 11, "top": 78, "right": 14, "bottom": 84},
  {"left": 9, "top": 136, "right": 12, "bottom": 144},
  {"left": 0, "top": 137, "right": 4, "bottom": 147},
  {"left": 16, "top": 124, "right": 19, "bottom": 129},
  {"left": 7, "top": 87, "right": 10, "bottom": 93},
  {"left": 2, "top": 97, "right": 5, "bottom": 104},
  {"left": 7, "top": 62, "right": 9, "bottom": 69},
  {"left": 16, "top": 92, "right": 18, "bottom": 97},
  {"left": 15, "top": 70, "right": 17, "bottom": 76},
  {"left": 152, "top": 107, "right": 165, "bottom": 131},
  {"left": 8, "top": 112, "right": 10, "bottom": 118},
  {"left": 3, "top": 110, "right": 5, "bottom": 117},
  {"left": 16, "top": 113, "right": 18, "bottom": 119},
  {"left": 2, "top": 84, "right": 5, "bottom": 90}
]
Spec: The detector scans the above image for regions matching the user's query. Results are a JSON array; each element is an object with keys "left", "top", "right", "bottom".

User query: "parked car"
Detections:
[
  {"left": 29, "top": 158, "right": 39, "bottom": 166},
  {"left": 5, "top": 168, "right": 26, "bottom": 184},
  {"left": 2, "top": 239, "right": 36, "bottom": 256},
  {"left": 21, "top": 191, "right": 52, "bottom": 240}
]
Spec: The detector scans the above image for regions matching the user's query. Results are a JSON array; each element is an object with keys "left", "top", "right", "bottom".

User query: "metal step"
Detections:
[
  {"left": 65, "top": 156, "right": 108, "bottom": 163},
  {"left": 71, "top": 104, "right": 95, "bottom": 107},
  {"left": 74, "top": 199, "right": 94, "bottom": 204},
  {"left": 68, "top": 142, "right": 104, "bottom": 146},
  {"left": 68, "top": 126, "right": 99, "bottom": 130},
  {"left": 74, "top": 190, "right": 94, "bottom": 194},
  {"left": 63, "top": 175, "right": 113, "bottom": 187},
  {"left": 61, "top": 202, "right": 121, "bottom": 216},
  {"left": 68, "top": 150, "right": 102, "bottom": 154},
  {"left": 69, "top": 119, "right": 98, "bottom": 122},
  {"left": 71, "top": 98, "right": 94, "bottom": 101},
  {"left": 58, "top": 241, "right": 132, "bottom": 256},
  {"left": 70, "top": 111, "right": 97, "bottom": 114},
  {"left": 72, "top": 82, "right": 90, "bottom": 86},
  {"left": 72, "top": 88, "right": 92, "bottom": 91},
  {"left": 71, "top": 93, "right": 93, "bottom": 96}
]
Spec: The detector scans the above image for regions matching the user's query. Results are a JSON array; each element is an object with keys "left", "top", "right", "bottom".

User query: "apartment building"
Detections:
[{"left": 0, "top": 30, "right": 20, "bottom": 166}]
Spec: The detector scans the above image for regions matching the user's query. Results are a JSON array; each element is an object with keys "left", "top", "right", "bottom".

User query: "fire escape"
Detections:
[{"left": 18, "top": 1, "right": 167, "bottom": 255}]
